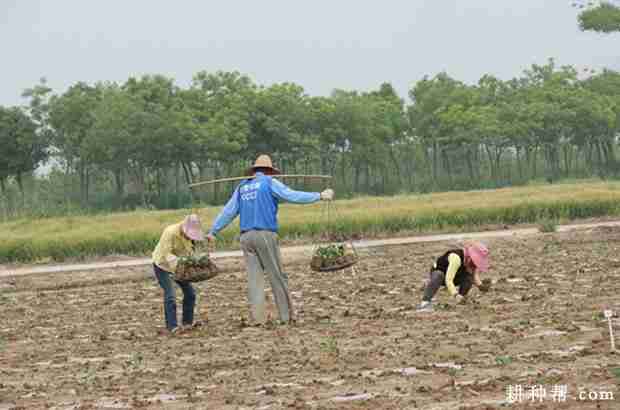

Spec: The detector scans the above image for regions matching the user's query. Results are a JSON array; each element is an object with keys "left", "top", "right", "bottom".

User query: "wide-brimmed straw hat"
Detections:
[
  {"left": 181, "top": 214, "right": 204, "bottom": 241},
  {"left": 245, "top": 154, "right": 281, "bottom": 176},
  {"left": 464, "top": 241, "right": 489, "bottom": 272}
]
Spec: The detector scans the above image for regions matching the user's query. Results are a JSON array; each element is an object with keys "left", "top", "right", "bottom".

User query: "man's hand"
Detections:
[
  {"left": 206, "top": 233, "right": 216, "bottom": 250},
  {"left": 320, "top": 189, "right": 334, "bottom": 201}
]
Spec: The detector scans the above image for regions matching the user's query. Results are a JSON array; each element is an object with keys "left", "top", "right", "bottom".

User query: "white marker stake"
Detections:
[{"left": 604, "top": 310, "right": 616, "bottom": 352}]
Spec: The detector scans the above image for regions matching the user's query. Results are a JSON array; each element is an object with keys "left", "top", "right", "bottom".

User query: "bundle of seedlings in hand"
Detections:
[{"left": 478, "top": 278, "right": 492, "bottom": 293}]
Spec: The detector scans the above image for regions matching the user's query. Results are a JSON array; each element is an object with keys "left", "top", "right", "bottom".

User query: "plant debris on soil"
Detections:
[{"left": 1, "top": 226, "right": 620, "bottom": 409}]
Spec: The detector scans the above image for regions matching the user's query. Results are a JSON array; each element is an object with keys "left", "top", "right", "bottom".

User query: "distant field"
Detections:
[{"left": 3, "top": 180, "right": 620, "bottom": 263}]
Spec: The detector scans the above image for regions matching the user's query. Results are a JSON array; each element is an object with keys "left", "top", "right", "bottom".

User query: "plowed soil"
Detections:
[{"left": 2, "top": 227, "right": 620, "bottom": 409}]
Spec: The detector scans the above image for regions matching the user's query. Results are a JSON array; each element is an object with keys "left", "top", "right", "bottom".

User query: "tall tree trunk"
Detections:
[
  {"left": 213, "top": 164, "right": 221, "bottom": 204},
  {"left": 605, "top": 139, "right": 616, "bottom": 174},
  {"left": 181, "top": 162, "right": 193, "bottom": 186},
  {"left": 494, "top": 148, "right": 503, "bottom": 184},
  {"left": 484, "top": 145, "right": 495, "bottom": 182},
  {"left": 114, "top": 169, "right": 124, "bottom": 198},
  {"left": 175, "top": 163, "right": 180, "bottom": 196},
  {"left": 516, "top": 147, "right": 524, "bottom": 181},
  {"left": 408, "top": 144, "right": 415, "bottom": 190},
  {"left": 16, "top": 172, "right": 24, "bottom": 204},
  {"left": 584, "top": 143, "right": 592, "bottom": 174},
  {"left": 340, "top": 154, "right": 347, "bottom": 193},
  {"left": 0, "top": 177, "right": 5, "bottom": 195},
  {"left": 532, "top": 145, "right": 538, "bottom": 179},
  {"left": 464, "top": 147, "right": 474, "bottom": 183},
  {"left": 354, "top": 161, "right": 361, "bottom": 193},
  {"left": 84, "top": 166, "right": 90, "bottom": 203},
  {"left": 156, "top": 168, "right": 162, "bottom": 198},
  {"left": 596, "top": 141, "right": 605, "bottom": 178},
  {"left": 78, "top": 163, "right": 86, "bottom": 205},
  {"left": 389, "top": 147, "right": 402, "bottom": 191},
  {"left": 432, "top": 141, "right": 439, "bottom": 184},
  {"left": 442, "top": 149, "right": 453, "bottom": 187}
]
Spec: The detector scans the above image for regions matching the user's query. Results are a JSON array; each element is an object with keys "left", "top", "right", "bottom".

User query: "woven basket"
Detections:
[
  {"left": 174, "top": 259, "right": 219, "bottom": 283},
  {"left": 310, "top": 254, "right": 358, "bottom": 272}
]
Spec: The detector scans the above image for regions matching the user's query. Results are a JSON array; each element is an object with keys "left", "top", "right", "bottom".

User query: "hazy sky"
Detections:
[{"left": 1, "top": 0, "right": 619, "bottom": 106}]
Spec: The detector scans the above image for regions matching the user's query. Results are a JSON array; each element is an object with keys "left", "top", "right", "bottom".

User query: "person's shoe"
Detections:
[
  {"left": 191, "top": 320, "right": 207, "bottom": 328},
  {"left": 416, "top": 301, "right": 434, "bottom": 312},
  {"left": 169, "top": 326, "right": 183, "bottom": 335}
]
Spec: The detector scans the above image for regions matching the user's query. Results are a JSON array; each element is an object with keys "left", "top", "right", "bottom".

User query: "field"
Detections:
[
  {"left": 1, "top": 226, "right": 620, "bottom": 409},
  {"left": 4, "top": 180, "right": 620, "bottom": 264}
]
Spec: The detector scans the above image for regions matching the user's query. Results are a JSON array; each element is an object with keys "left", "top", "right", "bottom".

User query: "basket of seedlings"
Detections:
[
  {"left": 310, "top": 242, "right": 358, "bottom": 272},
  {"left": 174, "top": 253, "right": 219, "bottom": 283}
]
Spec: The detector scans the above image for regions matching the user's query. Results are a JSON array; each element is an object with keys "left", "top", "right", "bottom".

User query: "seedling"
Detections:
[
  {"left": 315, "top": 244, "right": 346, "bottom": 260},
  {"left": 310, "top": 243, "right": 357, "bottom": 272},
  {"left": 495, "top": 355, "right": 513, "bottom": 366},
  {"left": 174, "top": 253, "right": 218, "bottom": 282},
  {"left": 320, "top": 335, "right": 339, "bottom": 355},
  {"left": 123, "top": 352, "right": 145, "bottom": 371}
]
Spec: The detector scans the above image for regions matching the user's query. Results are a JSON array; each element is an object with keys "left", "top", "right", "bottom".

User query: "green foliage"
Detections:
[
  {"left": 538, "top": 219, "right": 559, "bottom": 233},
  {"left": 0, "top": 105, "right": 49, "bottom": 194},
  {"left": 578, "top": 2, "right": 620, "bottom": 33},
  {"left": 2, "top": 63, "right": 620, "bottom": 216},
  {"left": 610, "top": 367, "right": 620, "bottom": 379},
  {"left": 178, "top": 254, "right": 211, "bottom": 268},
  {"left": 314, "top": 244, "right": 346, "bottom": 260},
  {"left": 495, "top": 355, "right": 513, "bottom": 366}
]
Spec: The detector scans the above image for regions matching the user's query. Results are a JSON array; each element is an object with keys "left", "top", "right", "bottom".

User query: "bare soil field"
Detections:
[{"left": 2, "top": 227, "right": 620, "bottom": 409}]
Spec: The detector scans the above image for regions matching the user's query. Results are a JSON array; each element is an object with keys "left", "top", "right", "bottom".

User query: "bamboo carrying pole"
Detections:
[{"left": 188, "top": 174, "right": 332, "bottom": 189}]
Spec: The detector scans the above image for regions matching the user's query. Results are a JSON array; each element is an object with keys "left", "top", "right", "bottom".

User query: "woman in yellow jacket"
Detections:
[
  {"left": 152, "top": 214, "right": 205, "bottom": 333},
  {"left": 417, "top": 241, "right": 489, "bottom": 312}
]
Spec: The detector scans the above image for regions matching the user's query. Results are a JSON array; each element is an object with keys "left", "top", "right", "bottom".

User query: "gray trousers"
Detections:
[{"left": 240, "top": 230, "right": 292, "bottom": 324}]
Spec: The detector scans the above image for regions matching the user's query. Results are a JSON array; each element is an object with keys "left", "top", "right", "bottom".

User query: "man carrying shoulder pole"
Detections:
[{"left": 207, "top": 154, "right": 334, "bottom": 325}]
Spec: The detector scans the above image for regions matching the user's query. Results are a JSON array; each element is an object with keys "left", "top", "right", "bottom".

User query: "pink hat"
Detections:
[
  {"left": 464, "top": 242, "right": 489, "bottom": 272},
  {"left": 182, "top": 214, "right": 204, "bottom": 241}
]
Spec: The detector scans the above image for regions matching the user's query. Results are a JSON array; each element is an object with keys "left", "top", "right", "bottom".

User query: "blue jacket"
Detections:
[{"left": 209, "top": 172, "right": 321, "bottom": 235}]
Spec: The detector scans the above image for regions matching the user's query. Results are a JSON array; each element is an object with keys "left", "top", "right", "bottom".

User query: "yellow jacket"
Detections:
[
  {"left": 152, "top": 223, "right": 194, "bottom": 273},
  {"left": 444, "top": 253, "right": 483, "bottom": 296}
]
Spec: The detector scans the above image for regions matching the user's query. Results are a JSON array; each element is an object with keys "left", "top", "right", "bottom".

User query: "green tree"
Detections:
[
  {"left": 576, "top": 1, "right": 620, "bottom": 32},
  {"left": 48, "top": 82, "right": 101, "bottom": 203},
  {"left": 85, "top": 84, "right": 140, "bottom": 198},
  {"left": 0, "top": 106, "right": 48, "bottom": 196}
]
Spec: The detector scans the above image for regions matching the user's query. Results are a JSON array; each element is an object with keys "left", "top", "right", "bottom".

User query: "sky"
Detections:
[{"left": 1, "top": 0, "right": 619, "bottom": 106}]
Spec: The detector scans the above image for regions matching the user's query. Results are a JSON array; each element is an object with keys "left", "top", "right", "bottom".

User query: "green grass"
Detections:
[
  {"left": 538, "top": 219, "right": 559, "bottom": 233},
  {"left": 3, "top": 180, "right": 620, "bottom": 264}
]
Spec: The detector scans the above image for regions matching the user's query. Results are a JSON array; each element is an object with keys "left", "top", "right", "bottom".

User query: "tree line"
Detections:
[{"left": 1, "top": 58, "right": 620, "bottom": 217}]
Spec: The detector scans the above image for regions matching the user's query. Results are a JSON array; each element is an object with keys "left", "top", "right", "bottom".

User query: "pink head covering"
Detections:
[
  {"left": 464, "top": 241, "right": 489, "bottom": 272},
  {"left": 181, "top": 214, "right": 204, "bottom": 241}
]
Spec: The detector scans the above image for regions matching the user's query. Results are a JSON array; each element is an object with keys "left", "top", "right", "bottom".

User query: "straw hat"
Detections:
[
  {"left": 181, "top": 214, "right": 204, "bottom": 241},
  {"left": 245, "top": 154, "right": 281, "bottom": 176},
  {"left": 464, "top": 241, "right": 489, "bottom": 272}
]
